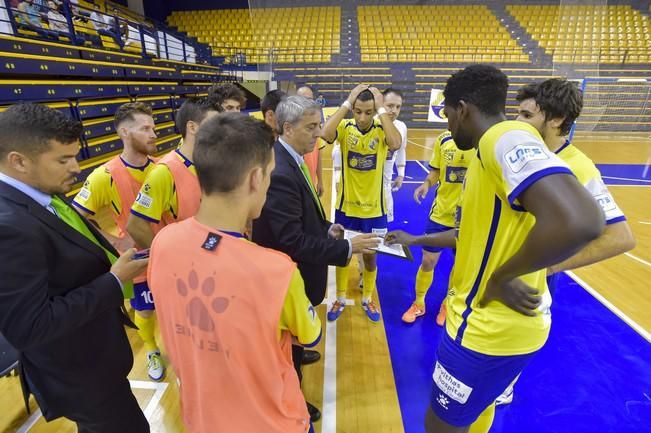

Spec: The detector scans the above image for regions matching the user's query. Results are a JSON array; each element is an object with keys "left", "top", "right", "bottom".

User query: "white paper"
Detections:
[{"left": 344, "top": 229, "right": 408, "bottom": 259}]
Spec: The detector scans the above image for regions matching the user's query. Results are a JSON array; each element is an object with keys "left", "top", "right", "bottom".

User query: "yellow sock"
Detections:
[
  {"left": 468, "top": 403, "right": 495, "bottom": 433},
  {"left": 362, "top": 267, "right": 377, "bottom": 302},
  {"left": 414, "top": 267, "right": 434, "bottom": 306},
  {"left": 336, "top": 265, "right": 350, "bottom": 300},
  {"left": 135, "top": 313, "right": 158, "bottom": 353}
]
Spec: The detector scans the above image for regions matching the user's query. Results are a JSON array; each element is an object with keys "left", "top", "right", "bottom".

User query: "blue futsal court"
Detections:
[{"left": 377, "top": 161, "right": 651, "bottom": 433}]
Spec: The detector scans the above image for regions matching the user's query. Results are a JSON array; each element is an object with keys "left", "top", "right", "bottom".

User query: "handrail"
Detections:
[{"left": 0, "top": 0, "right": 212, "bottom": 64}]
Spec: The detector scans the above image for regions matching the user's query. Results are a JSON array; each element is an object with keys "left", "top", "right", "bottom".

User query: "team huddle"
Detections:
[{"left": 0, "top": 65, "right": 635, "bottom": 433}]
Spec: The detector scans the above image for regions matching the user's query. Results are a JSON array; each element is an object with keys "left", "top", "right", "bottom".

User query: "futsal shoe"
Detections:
[
  {"left": 327, "top": 300, "right": 345, "bottom": 321},
  {"left": 402, "top": 303, "right": 426, "bottom": 323},
  {"left": 361, "top": 300, "right": 381, "bottom": 322},
  {"left": 147, "top": 350, "right": 165, "bottom": 381},
  {"left": 435, "top": 303, "right": 447, "bottom": 327}
]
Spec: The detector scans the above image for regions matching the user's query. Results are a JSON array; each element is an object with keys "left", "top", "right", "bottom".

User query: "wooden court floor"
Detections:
[{"left": 1, "top": 129, "right": 649, "bottom": 433}]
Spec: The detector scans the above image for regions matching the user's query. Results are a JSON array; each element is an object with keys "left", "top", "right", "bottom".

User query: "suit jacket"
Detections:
[
  {"left": 253, "top": 141, "right": 349, "bottom": 306},
  {"left": 0, "top": 181, "right": 135, "bottom": 420}
]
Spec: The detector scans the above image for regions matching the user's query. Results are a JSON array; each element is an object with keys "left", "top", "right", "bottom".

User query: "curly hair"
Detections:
[
  {"left": 443, "top": 64, "right": 509, "bottom": 116},
  {"left": 208, "top": 83, "right": 246, "bottom": 106},
  {"left": 0, "top": 103, "right": 82, "bottom": 158},
  {"left": 516, "top": 79, "right": 583, "bottom": 136}
]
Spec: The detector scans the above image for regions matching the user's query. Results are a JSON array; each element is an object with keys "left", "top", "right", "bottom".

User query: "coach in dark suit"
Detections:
[
  {"left": 252, "top": 95, "right": 379, "bottom": 422},
  {"left": 0, "top": 104, "right": 149, "bottom": 433}
]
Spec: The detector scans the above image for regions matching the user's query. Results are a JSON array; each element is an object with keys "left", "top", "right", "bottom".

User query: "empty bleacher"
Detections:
[
  {"left": 358, "top": 5, "right": 529, "bottom": 63},
  {"left": 508, "top": 4, "right": 651, "bottom": 64},
  {"left": 167, "top": 7, "right": 341, "bottom": 64}
]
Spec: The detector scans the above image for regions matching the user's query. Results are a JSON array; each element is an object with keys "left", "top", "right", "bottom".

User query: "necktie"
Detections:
[
  {"left": 49, "top": 196, "right": 133, "bottom": 298},
  {"left": 299, "top": 161, "right": 325, "bottom": 218}
]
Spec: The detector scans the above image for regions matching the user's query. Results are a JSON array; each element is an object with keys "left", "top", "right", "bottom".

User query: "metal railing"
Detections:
[{"left": 0, "top": 0, "right": 212, "bottom": 64}]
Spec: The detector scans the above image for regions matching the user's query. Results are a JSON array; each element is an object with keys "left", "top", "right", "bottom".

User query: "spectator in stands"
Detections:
[
  {"left": 92, "top": 5, "right": 124, "bottom": 48},
  {"left": 208, "top": 83, "right": 246, "bottom": 112},
  {"left": 260, "top": 89, "right": 286, "bottom": 138},
  {"left": 89, "top": 4, "right": 108, "bottom": 31},
  {"left": 316, "top": 94, "right": 327, "bottom": 107},
  {"left": 46, "top": 1, "right": 67, "bottom": 32},
  {"left": 17, "top": 0, "right": 43, "bottom": 28}
]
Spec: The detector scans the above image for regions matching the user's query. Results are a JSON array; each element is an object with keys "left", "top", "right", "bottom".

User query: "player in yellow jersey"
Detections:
[
  {"left": 386, "top": 65, "right": 604, "bottom": 433},
  {"left": 126, "top": 97, "right": 220, "bottom": 247},
  {"left": 321, "top": 84, "right": 402, "bottom": 322},
  {"left": 72, "top": 102, "right": 165, "bottom": 380},
  {"left": 402, "top": 131, "right": 475, "bottom": 325},
  {"left": 491, "top": 78, "right": 637, "bottom": 406}
]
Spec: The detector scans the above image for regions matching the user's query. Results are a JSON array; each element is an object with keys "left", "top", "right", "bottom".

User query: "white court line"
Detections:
[
  {"left": 15, "top": 380, "right": 169, "bottom": 432},
  {"left": 607, "top": 184, "right": 651, "bottom": 188},
  {"left": 414, "top": 160, "right": 430, "bottom": 174},
  {"left": 15, "top": 409, "right": 42, "bottom": 433},
  {"left": 321, "top": 170, "right": 339, "bottom": 433},
  {"left": 129, "top": 380, "right": 169, "bottom": 419},
  {"left": 624, "top": 252, "right": 651, "bottom": 268},
  {"left": 566, "top": 271, "right": 651, "bottom": 343},
  {"left": 602, "top": 175, "right": 651, "bottom": 183},
  {"left": 407, "top": 138, "right": 430, "bottom": 150},
  {"left": 639, "top": 221, "right": 651, "bottom": 225}
]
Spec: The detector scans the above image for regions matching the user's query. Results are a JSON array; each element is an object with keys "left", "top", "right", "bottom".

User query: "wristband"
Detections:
[
  {"left": 397, "top": 166, "right": 405, "bottom": 177},
  {"left": 377, "top": 107, "right": 388, "bottom": 116},
  {"left": 342, "top": 100, "right": 352, "bottom": 111}
]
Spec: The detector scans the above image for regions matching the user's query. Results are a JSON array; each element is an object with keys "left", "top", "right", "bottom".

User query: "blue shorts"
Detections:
[
  {"left": 423, "top": 220, "right": 455, "bottom": 253},
  {"left": 430, "top": 333, "right": 536, "bottom": 427},
  {"left": 335, "top": 210, "right": 388, "bottom": 235},
  {"left": 130, "top": 281, "right": 156, "bottom": 311}
]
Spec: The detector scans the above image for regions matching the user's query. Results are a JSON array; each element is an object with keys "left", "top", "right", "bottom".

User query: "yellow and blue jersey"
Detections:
[
  {"left": 130, "top": 150, "right": 196, "bottom": 224},
  {"left": 279, "top": 268, "right": 322, "bottom": 346},
  {"left": 334, "top": 118, "right": 389, "bottom": 218},
  {"left": 73, "top": 157, "right": 155, "bottom": 216},
  {"left": 447, "top": 121, "right": 573, "bottom": 356},
  {"left": 428, "top": 132, "right": 476, "bottom": 228},
  {"left": 555, "top": 141, "right": 625, "bottom": 225}
]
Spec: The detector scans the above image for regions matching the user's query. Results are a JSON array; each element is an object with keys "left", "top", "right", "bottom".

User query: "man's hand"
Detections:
[
  {"left": 392, "top": 176, "right": 404, "bottom": 192},
  {"left": 111, "top": 248, "right": 149, "bottom": 285},
  {"left": 369, "top": 86, "right": 384, "bottom": 111},
  {"left": 346, "top": 84, "right": 369, "bottom": 106},
  {"left": 385, "top": 230, "right": 417, "bottom": 246},
  {"left": 350, "top": 233, "right": 381, "bottom": 254},
  {"left": 328, "top": 223, "right": 345, "bottom": 240},
  {"left": 414, "top": 182, "right": 430, "bottom": 204},
  {"left": 317, "top": 182, "right": 324, "bottom": 197},
  {"left": 479, "top": 275, "right": 542, "bottom": 316}
]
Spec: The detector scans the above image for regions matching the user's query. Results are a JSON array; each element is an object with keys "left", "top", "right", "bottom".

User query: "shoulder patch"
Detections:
[{"left": 504, "top": 144, "right": 549, "bottom": 173}]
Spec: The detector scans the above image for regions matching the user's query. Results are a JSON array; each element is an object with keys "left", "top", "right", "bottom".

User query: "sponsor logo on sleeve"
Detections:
[
  {"left": 595, "top": 193, "right": 617, "bottom": 213},
  {"left": 135, "top": 192, "right": 153, "bottom": 209},
  {"left": 504, "top": 144, "right": 549, "bottom": 173},
  {"left": 77, "top": 187, "right": 91, "bottom": 201}
]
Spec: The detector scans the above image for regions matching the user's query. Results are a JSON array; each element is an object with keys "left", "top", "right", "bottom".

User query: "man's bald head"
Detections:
[{"left": 296, "top": 86, "right": 314, "bottom": 100}]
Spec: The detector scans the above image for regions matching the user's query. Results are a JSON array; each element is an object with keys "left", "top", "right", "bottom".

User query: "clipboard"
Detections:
[{"left": 344, "top": 229, "right": 414, "bottom": 261}]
